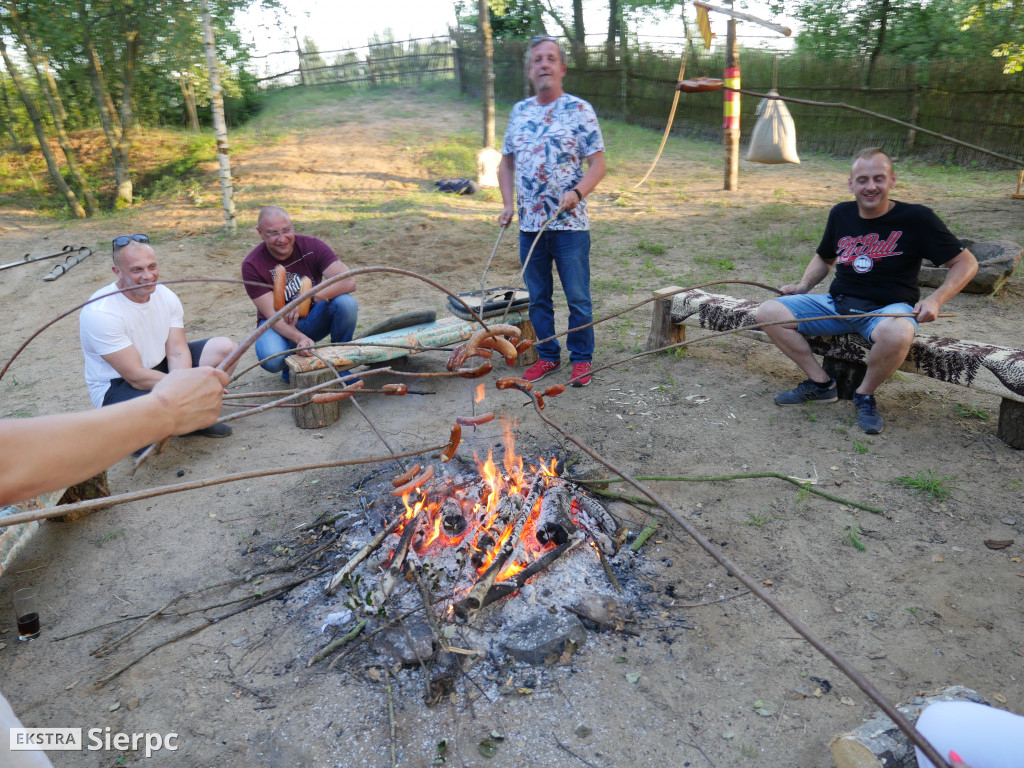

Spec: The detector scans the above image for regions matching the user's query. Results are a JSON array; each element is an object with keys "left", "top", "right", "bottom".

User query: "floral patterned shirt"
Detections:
[{"left": 502, "top": 93, "right": 604, "bottom": 232}]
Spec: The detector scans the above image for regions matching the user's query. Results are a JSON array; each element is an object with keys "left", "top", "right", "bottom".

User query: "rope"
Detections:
[{"left": 632, "top": 10, "right": 694, "bottom": 190}]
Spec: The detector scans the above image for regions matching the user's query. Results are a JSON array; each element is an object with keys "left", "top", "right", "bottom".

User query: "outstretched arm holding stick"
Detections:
[{"left": 0, "top": 366, "right": 227, "bottom": 506}]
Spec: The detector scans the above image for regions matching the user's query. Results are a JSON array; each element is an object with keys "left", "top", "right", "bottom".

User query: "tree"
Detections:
[
  {"left": 480, "top": 0, "right": 495, "bottom": 148},
  {"left": 0, "top": 36, "right": 86, "bottom": 217},
  {"left": 199, "top": 0, "right": 235, "bottom": 232},
  {"left": 2, "top": 0, "right": 98, "bottom": 214},
  {"left": 777, "top": 0, "right": 1024, "bottom": 70},
  {"left": 961, "top": 0, "right": 1024, "bottom": 73}
]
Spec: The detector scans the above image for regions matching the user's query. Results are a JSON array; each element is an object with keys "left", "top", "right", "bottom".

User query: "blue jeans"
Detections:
[
  {"left": 255, "top": 294, "right": 358, "bottom": 373},
  {"left": 775, "top": 293, "right": 917, "bottom": 344},
  {"left": 519, "top": 230, "right": 594, "bottom": 363}
]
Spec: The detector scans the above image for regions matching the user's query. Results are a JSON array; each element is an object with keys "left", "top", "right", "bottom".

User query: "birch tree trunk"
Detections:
[
  {"left": 199, "top": 0, "right": 236, "bottom": 232},
  {"left": 0, "top": 36, "right": 86, "bottom": 218},
  {"left": 115, "top": 16, "right": 140, "bottom": 208}
]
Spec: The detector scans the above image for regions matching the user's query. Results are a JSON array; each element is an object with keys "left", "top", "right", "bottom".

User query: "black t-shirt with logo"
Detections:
[{"left": 817, "top": 200, "right": 963, "bottom": 306}]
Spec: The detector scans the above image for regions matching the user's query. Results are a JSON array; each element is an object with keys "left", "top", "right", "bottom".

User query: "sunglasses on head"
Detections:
[
  {"left": 528, "top": 36, "right": 558, "bottom": 46},
  {"left": 112, "top": 234, "right": 149, "bottom": 249}
]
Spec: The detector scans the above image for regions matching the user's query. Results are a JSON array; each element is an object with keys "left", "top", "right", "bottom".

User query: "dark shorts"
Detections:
[{"left": 101, "top": 339, "right": 210, "bottom": 407}]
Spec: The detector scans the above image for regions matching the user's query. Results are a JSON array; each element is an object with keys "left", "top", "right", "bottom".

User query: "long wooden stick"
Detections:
[
  {"left": 694, "top": 1, "right": 791, "bottom": 36},
  {"left": 578, "top": 473, "right": 885, "bottom": 515},
  {"left": 1, "top": 446, "right": 444, "bottom": 528},
  {"left": 523, "top": 397, "right": 952, "bottom": 768}
]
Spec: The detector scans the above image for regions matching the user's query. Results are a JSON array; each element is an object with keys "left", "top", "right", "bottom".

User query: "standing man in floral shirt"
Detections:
[{"left": 498, "top": 36, "right": 606, "bottom": 387}]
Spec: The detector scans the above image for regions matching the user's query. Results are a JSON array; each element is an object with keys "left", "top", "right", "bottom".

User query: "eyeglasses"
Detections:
[
  {"left": 528, "top": 36, "right": 558, "bottom": 46},
  {"left": 262, "top": 226, "right": 294, "bottom": 238},
  {"left": 112, "top": 234, "right": 149, "bottom": 249}
]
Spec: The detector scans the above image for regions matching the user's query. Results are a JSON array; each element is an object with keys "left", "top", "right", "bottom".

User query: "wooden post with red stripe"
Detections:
[{"left": 723, "top": 13, "right": 739, "bottom": 190}]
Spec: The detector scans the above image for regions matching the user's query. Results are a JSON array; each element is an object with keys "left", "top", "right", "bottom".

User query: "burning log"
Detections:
[
  {"left": 366, "top": 509, "right": 421, "bottom": 611},
  {"left": 326, "top": 512, "right": 406, "bottom": 594},
  {"left": 470, "top": 493, "right": 523, "bottom": 570},
  {"left": 573, "top": 492, "right": 620, "bottom": 538},
  {"left": 453, "top": 533, "right": 584, "bottom": 618},
  {"left": 440, "top": 497, "right": 467, "bottom": 537},
  {"left": 464, "top": 480, "right": 540, "bottom": 613},
  {"left": 535, "top": 485, "right": 574, "bottom": 546}
]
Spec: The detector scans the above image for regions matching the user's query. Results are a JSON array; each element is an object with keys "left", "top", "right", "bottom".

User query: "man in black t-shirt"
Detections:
[{"left": 756, "top": 147, "right": 978, "bottom": 434}]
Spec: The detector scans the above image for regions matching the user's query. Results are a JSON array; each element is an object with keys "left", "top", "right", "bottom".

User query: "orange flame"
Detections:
[
  {"left": 475, "top": 383, "right": 486, "bottom": 404},
  {"left": 394, "top": 423, "right": 558, "bottom": 577}
]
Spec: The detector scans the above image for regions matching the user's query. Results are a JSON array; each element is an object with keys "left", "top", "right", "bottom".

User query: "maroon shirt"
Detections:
[{"left": 241, "top": 234, "right": 339, "bottom": 322}]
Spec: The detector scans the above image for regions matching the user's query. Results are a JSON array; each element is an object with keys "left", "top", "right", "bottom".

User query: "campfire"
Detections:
[{"left": 326, "top": 420, "right": 622, "bottom": 626}]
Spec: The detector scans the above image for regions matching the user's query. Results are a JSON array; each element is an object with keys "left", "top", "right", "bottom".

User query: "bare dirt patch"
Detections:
[{"left": 2, "top": 86, "right": 1023, "bottom": 768}]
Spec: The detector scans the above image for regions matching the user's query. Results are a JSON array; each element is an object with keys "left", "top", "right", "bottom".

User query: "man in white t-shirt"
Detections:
[{"left": 79, "top": 235, "right": 237, "bottom": 437}]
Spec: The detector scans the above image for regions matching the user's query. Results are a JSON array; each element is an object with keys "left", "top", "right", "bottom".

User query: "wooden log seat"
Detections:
[
  {"left": 645, "top": 286, "right": 1024, "bottom": 448},
  {"left": 829, "top": 685, "right": 987, "bottom": 768},
  {"left": 285, "top": 311, "right": 535, "bottom": 429},
  {"left": 0, "top": 472, "right": 108, "bottom": 576}
]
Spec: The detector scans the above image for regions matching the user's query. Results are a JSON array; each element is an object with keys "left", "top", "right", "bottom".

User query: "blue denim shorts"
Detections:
[{"left": 775, "top": 293, "right": 917, "bottom": 344}]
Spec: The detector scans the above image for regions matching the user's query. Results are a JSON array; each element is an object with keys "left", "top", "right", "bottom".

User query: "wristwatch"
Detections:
[{"left": 571, "top": 188, "right": 583, "bottom": 202}]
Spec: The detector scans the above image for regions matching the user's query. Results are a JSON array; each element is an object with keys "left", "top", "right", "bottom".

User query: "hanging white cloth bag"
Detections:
[{"left": 747, "top": 88, "right": 800, "bottom": 164}]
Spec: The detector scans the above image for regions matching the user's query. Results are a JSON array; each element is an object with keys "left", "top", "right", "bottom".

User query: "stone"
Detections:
[
  {"left": 502, "top": 611, "right": 587, "bottom": 665},
  {"left": 919, "top": 239, "right": 1022, "bottom": 294},
  {"left": 369, "top": 618, "right": 434, "bottom": 666},
  {"left": 572, "top": 594, "right": 620, "bottom": 627}
]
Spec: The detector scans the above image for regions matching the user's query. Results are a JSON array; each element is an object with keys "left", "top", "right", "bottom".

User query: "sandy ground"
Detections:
[{"left": 1, "top": 86, "right": 1023, "bottom": 768}]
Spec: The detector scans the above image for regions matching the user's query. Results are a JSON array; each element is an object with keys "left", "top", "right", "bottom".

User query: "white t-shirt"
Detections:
[{"left": 79, "top": 282, "right": 184, "bottom": 408}]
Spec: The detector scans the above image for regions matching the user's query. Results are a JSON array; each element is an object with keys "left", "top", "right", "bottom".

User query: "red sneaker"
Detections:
[
  {"left": 523, "top": 359, "right": 560, "bottom": 382},
  {"left": 570, "top": 362, "right": 592, "bottom": 387}
]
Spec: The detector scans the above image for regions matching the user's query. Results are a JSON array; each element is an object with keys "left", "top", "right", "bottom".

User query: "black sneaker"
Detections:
[
  {"left": 774, "top": 378, "right": 838, "bottom": 406},
  {"left": 853, "top": 393, "right": 884, "bottom": 434},
  {"left": 188, "top": 422, "right": 232, "bottom": 438}
]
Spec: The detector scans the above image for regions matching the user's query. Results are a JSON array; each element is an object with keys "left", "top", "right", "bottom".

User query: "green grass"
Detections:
[
  {"left": 842, "top": 523, "right": 866, "bottom": 551},
  {"left": 743, "top": 510, "right": 783, "bottom": 527},
  {"left": 419, "top": 132, "right": 480, "bottom": 178},
  {"left": 892, "top": 470, "right": 961, "bottom": 501},
  {"left": 953, "top": 402, "right": 990, "bottom": 420},
  {"left": 852, "top": 440, "right": 869, "bottom": 454}
]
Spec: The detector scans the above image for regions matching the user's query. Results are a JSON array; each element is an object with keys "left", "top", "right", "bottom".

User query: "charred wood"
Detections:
[
  {"left": 536, "top": 484, "right": 574, "bottom": 546},
  {"left": 573, "top": 491, "right": 620, "bottom": 538},
  {"left": 440, "top": 497, "right": 467, "bottom": 536}
]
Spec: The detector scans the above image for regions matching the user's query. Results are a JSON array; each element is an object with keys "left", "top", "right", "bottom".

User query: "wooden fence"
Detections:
[
  {"left": 247, "top": 34, "right": 1024, "bottom": 167},
  {"left": 454, "top": 40, "right": 1024, "bottom": 168},
  {"left": 250, "top": 36, "right": 455, "bottom": 90}
]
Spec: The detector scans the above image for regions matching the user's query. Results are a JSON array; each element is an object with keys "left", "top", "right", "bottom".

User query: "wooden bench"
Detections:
[
  {"left": 285, "top": 310, "right": 535, "bottom": 428},
  {"left": 646, "top": 286, "right": 1024, "bottom": 448}
]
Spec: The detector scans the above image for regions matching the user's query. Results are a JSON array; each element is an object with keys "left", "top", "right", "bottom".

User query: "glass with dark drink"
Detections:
[{"left": 13, "top": 587, "right": 40, "bottom": 641}]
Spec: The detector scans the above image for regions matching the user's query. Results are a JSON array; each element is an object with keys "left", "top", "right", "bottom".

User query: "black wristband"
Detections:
[{"left": 571, "top": 188, "right": 582, "bottom": 202}]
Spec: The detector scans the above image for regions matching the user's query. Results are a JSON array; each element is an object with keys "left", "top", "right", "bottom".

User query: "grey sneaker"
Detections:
[
  {"left": 774, "top": 378, "right": 838, "bottom": 405},
  {"left": 853, "top": 393, "right": 884, "bottom": 434}
]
